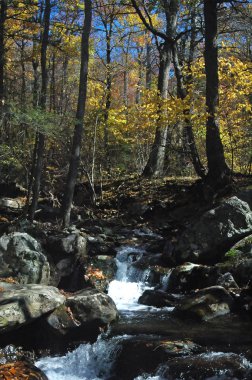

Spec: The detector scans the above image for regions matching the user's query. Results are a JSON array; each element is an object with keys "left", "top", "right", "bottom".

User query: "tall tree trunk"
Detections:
[
  {"left": 62, "top": 0, "right": 92, "bottom": 227},
  {"left": 204, "top": 0, "right": 229, "bottom": 184},
  {"left": 146, "top": 43, "right": 152, "bottom": 89},
  {"left": 172, "top": 43, "right": 206, "bottom": 178},
  {"left": 0, "top": 0, "right": 7, "bottom": 115},
  {"left": 104, "top": 25, "right": 112, "bottom": 166},
  {"left": 20, "top": 41, "right": 26, "bottom": 111},
  {"left": 142, "top": 40, "right": 172, "bottom": 177},
  {"left": 29, "top": 0, "right": 51, "bottom": 221},
  {"left": 142, "top": 0, "right": 179, "bottom": 177},
  {"left": 50, "top": 52, "right": 56, "bottom": 111}
]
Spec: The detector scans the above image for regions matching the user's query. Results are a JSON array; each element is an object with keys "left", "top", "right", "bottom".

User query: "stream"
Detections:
[{"left": 36, "top": 237, "right": 252, "bottom": 380}]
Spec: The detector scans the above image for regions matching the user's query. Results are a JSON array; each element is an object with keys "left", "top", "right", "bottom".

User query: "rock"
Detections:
[
  {"left": 173, "top": 286, "right": 234, "bottom": 321},
  {"left": 217, "top": 272, "right": 239, "bottom": 289},
  {"left": 0, "top": 197, "right": 25, "bottom": 210},
  {"left": 0, "top": 361, "right": 48, "bottom": 379},
  {"left": 138, "top": 290, "right": 180, "bottom": 308},
  {"left": 45, "top": 232, "right": 88, "bottom": 262},
  {"left": 162, "top": 352, "right": 252, "bottom": 380},
  {"left": 237, "top": 188, "right": 252, "bottom": 209},
  {"left": 217, "top": 235, "right": 252, "bottom": 286},
  {"left": 112, "top": 337, "right": 202, "bottom": 380},
  {"left": 84, "top": 256, "right": 117, "bottom": 292},
  {"left": 173, "top": 197, "right": 252, "bottom": 264},
  {"left": 168, "top": 263, "right": 220, "bottom": 293},
  {"left": 0, "top": 345, "right": 35, "bottom": 365},
  {"left": 0, "top": 283, "right": 65, "bottom": 334},
  {"left": 46, "top": 288, "right": 118, "bottom": 337},
  {"left": 0, "top": 233, "right": 50, "bottom": 285}
]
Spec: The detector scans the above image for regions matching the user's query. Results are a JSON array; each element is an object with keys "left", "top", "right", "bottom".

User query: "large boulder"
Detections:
[
  {"left": 44, "top": 231, "right": 88, "bottom": 263},
  {"left": 217, "top": 235, "right": 252, "bottom": 286},
  {"left": 167, "top": 263, "right": 220, "bottom": 293},
  {"left": 46, "top": 288, "right": 118, "bottom": 337},
  {"left": 173, "top": 286, "right": 234, "bottom": 321},
  {"left": 0, "top": 283, "right": 65, "bottom": 334},
  {"left": 138, "top": 290, "right": 181, "bottom": 308},
  {"left": 173, "top": 197, "right": 252, "bottom": 264},
  {"left": 0, "top": 233, "right": 50, "bottom": 284}
]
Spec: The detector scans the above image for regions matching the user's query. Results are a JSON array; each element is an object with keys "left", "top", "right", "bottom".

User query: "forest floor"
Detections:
[{"left": 0, "top": 175, "right": 251, "bottom": 235}]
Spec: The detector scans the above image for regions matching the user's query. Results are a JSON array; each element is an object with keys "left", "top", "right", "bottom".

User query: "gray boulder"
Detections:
[
  {"left": 168, "top": 263, "right": 220, "bottom": 293},
  {"left": 0, "top": 283, "right": 65, "bottom": 333},
  {"left": 174, "top": 197, "right": 252, "bottom": 263},
  {"left": 0, "top": 233, "right": 50, "bottom": 284},
  {"left": 217, "top": 235, "right": 252, "bottom": 286},
  {"left": 46, "top": 288, "right": 118, "bottom": 336},
  {"left": 173, "top": 286, "right": 234, "bottom": 321}
]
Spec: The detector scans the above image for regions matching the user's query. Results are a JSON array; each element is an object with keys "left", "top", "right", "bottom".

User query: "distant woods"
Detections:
[{"left": 0, "top": 0, "right": 251, "bottom": 224}]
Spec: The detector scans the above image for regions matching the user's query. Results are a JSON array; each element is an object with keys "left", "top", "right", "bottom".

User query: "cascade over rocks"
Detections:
[
  {"left": 0, "top": 283, "right": 65, "bottom": 334},
  {"left": 173, "top": 197, "right": 252, "bottom": 264},
  {"left": 0, "top": 233, "right": 50, "bottom": 285}
]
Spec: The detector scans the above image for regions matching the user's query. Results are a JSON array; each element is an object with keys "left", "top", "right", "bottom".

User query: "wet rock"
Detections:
[
  {"left": 0, "top": 233, "right": 50, "bottom": 285},
  {"left": 162, "top": 352, "right": 252, "bottom": 380},
  {"left": 0, "top": 345, "right": 35, "bottom": 365},
  {"left": 112, "top": 337, "right": 202, "bottom": 380},
  {"left": 217, "top": 272, "right": 239, "bottom": 289},
  {"left": 0, "top": 283, "right": 65, "bottom": 334},
  {"left": 173, "top": 286, "right": 234, "bottom": 321},
  {"left": 46, "top": 288, "right": 118, "bottom": 340},
  {"left": 66, "top": 288, "right": 118, "bottom": 326},
  {"left": 138, "top": 290, "right": 180, "bottom": 308},
  {"left": 0, "top": 361, "right": 48, "bottom": 379},
  {"left": 168, "top": 263, "right": 220, "bottom": 293},
  {"left": 173, "top": 197, "right": 252, "bottom": 264}
]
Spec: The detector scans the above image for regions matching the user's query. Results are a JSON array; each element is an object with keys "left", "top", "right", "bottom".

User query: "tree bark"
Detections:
[
  {"left": 0, "top": 0, "right": 7, "bottom": 115},
  {"left": 29, "top": 0, "right": 51, "bottom": 221},
  {"left": 142, "top": 40, "right": 172, "bottom": 177},
  {"left": 204, "top": 0, "right": 230, "bottom": 185},
  {"left": 62, "top": 0, "right": 92, "bottom": 227},
  {"left": 142, "top": 0, "right": 179, "bottom": 177},
  {"left": 172, "top": 43, "right": 206, "bottom": 178}
]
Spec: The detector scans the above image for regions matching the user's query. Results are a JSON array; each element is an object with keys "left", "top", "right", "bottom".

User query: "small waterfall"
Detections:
[
  {"left": 36, "top": 335, "right": 123, "bottom": 380},
  {"left": 108, "top": 245, "right": 152, "bottom": 311}
]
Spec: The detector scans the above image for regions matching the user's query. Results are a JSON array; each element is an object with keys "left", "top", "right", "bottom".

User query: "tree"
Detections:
[
  {"left": 29, "top": 0, "right": 51, "bottom": 221},
  {"left": 203, "top": 0, "right": 230, "bottom": 188},
  {"left": 131, "top": 0, "right": 180, "bottom": 178},
  {"left": 0, "top": 0, "right": 7, "bottom": 115},
  {"left": 62, "top": 0, "right": 92, "bottom": 227}
]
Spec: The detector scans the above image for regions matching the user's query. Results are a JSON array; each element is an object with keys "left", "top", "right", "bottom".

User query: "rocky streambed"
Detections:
[{"left": 0, "top": 194, "right": 252, "bottom": 379}]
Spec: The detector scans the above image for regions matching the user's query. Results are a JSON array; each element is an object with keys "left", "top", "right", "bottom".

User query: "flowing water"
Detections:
[{"left": 36, "top": 239, "right": 252, "bottom": 380}]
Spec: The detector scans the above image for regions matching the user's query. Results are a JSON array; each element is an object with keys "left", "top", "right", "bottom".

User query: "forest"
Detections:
[
  {"left": 0, "top": 1, "right": 252, "bottom": 380},
  {"left": 0, "top": 0, "right": 251, "bottom": 225}
]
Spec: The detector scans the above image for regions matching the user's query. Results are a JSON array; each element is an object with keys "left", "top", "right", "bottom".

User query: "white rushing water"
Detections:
[
  {"left": 107, "top": 245, "right": 153, "bottom": 312},
  {"left": 36, "top": 244, "right": 156, "bottom": 379}
]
